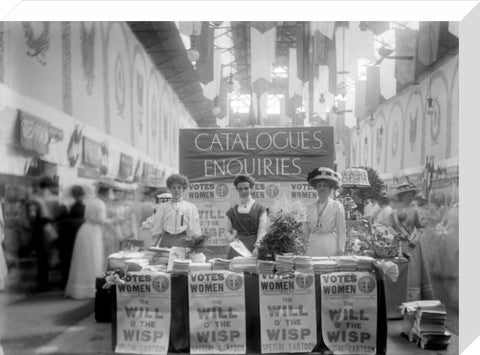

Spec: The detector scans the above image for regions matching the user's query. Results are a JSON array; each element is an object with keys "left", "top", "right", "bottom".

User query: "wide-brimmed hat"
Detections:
[
  {"left": 307, "top": 167, "right": 342, "bottom": 187},
  {"left": 392, "top": 183, "right": 419, "bottom": 198},
  {"left": 157, "top": 192, "right": 172, "bottom": 200}
]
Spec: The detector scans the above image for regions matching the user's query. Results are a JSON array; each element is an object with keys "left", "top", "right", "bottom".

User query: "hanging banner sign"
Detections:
[
  {"left": 188, "top": 271, "right": 246, "bottom": 354},
  {"left": 142, "top": 162, "right": 156, "bottom": 180},
  {"left": 258, "top": 272, "right": 317, "bottom": 353},
  {"left": 19, "top": 112, "right": 51, "bottom": 155},
  {"left": 115, "top": 272, "right": 171, "bottom": 355},
  {"left": 179, "top": 127, "right": 334, "bottom": 182},
  {"left": 321, "top": 272, "right": 377, "bottom": 355},
  {"left": 118, "top": 153, "right": 134, "bottom": 180},
  {"left": 82, "top": 137, "right": 103, "bottom": 167}
]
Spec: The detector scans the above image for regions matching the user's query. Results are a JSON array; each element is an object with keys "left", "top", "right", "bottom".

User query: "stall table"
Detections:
[{"left": 108, "top": 272, "right": 387, "bottom": 354}]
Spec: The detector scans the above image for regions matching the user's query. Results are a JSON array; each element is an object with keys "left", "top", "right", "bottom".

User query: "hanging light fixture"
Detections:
[{"left": 188, "top": 29, "right": 200, "bottom": 63}]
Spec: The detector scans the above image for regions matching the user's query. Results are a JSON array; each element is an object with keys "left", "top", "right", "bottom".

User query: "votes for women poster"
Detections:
[
  {"left": 115, "top": 272, "right": 171, "bottom": 355},
  {"left": 321, "top": 271, "right": 377, "bottom": 355},
  {"left": 188, "top": 270, "right": 247, "bottom": 354}
]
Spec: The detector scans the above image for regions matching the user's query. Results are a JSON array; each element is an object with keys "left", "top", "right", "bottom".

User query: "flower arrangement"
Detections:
[
  {"left": 256, "top": 197, "right": 309, "bottom": 261},
  {"left": 345, "top": 218, "right": 399, "bottom": 258}
]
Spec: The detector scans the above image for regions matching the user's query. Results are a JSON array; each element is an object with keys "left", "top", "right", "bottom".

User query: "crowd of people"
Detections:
[{"left": 0, "top": 167, "right": 458, "bottom": 305}]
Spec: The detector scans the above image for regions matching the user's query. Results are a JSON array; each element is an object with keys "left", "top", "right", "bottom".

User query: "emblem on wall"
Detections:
[
  {"left": 114, "top": 54, "right": 125, "bottom": 115},
  {"left": 429, "top": 99, "right": 441, "bottom": 145},
  {"left": 23, "top": 22, "right": 50, "bottom": 65},
  {"left": 391, "top": 122, "right": 399, "bottom": 158},
  {"left": 409, "top": 110, "right": 418, "bottom": 151},
  {"left": 81, "top": 23, "right": 96, "bottom": 95}
]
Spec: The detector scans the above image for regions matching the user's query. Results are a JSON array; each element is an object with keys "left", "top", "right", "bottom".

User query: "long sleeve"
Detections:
[
  {"left": 256, "top": 211, "right": 268, "bottom": 241},
  {"left": 186, "top": 204, "right": 202, "bottom": 237},
  {"left": 335, "top": 203, "right": 347, "bottom": 252},
  {"left": 151, "top": 204, "right": 165, "bottom": 236}
]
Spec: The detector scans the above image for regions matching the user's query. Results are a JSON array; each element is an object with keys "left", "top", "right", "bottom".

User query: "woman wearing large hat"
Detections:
[
  {"left": 392, "top": 183, "right": 434, "bottom": 301},
  {"left": 304, "top": 167, "right": 346, "bottom": 257}
]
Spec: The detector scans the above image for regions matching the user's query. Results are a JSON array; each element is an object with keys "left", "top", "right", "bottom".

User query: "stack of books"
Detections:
[
  {"left": 333, "top": 256, "right": 358, "bottom": 271},
  {"left": 294, "top": 256, "right": 312, "bottom": 272},
  {"left": 171, "top": 259, "right": 191, "bottom": 274},
  {"left": 311, "top": 258, "right": 338, "bottom": 274},
  {"left": 400, "top": 300, "right": 451, "bottom": 350},
  {"left": 354, "top": 256, "right": 376, "bottom": 272},
  {"left": 146, "top": 247, "right": 171, "bottom": 266},
  {"left": 230, "top": 257, "right": 257, "bottom": 273},
  {"left": 189, "top": 262, "right": 212, "bottom": 272},
  {"left": 275, "top": 254, "right": 295, "bottom": 275},
  {"left": 256, "top": 260, "right": 276, "bottom": 274},
  {"left": 209, "top": 258, "right": 231, "bottom": 270}
]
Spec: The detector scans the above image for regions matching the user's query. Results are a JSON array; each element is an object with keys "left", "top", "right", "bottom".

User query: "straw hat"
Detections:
[{"left": 307, "top": 167, "right": 342, "bottom": 187}]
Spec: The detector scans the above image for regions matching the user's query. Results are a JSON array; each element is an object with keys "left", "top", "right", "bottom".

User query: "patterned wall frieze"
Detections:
[
  {"left": 62, "top": 22, "right": 72, "bottom": 115},
  {"left": 81, "top": 22, "right": 96, "bottom": 96}
]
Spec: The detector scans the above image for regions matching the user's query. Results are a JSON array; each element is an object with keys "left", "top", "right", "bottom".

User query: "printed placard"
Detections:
[
  {"left": 188, "top": 271, "right": 246, "bottom": 354},
  {"left": 115, "top": 272, "right": 171, "bottom": 355},
  {"left": 321, "top": 272, "right": 377, "bottom": 355},
  {"left": 259, "top": 272, "right": 317, "bottom": 353}
]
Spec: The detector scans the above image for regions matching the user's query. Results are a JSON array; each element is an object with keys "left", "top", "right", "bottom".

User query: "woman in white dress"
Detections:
[
  {"left": 65, "top": 187, "right": 112, "bottom": 299},
  {"left": 305, "top": 167, "right": 346, "bottom": 257}
]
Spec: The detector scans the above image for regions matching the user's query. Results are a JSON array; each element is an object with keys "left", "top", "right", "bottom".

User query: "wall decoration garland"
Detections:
[
  {"left": 409, "top": 109, "right": 418, "bottom": 151},
  {"left": 136, "top": 70, "right": 144, "bottom": 132},
  {"left": 23, "top": 22, "right": 50, "bottom": 65},
  {"left": 81, "top": 22, "right": 96, "bottom": 95},
  {"left": 376, "top": 125, "right": 383, "bottom": 165},
  {"left": 114, "top": 54, "right": 125, "bottom": 115},
  {"left": 429, "top": 99, "right": 441, "bottom": 145},
  {"left": 391, "top": 121, "right": 399, "bottom": 158}
]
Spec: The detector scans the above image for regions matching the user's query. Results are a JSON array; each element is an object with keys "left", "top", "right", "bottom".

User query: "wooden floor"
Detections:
[{"left": 31, "top": 314, "right": 458, "bottom": 355}]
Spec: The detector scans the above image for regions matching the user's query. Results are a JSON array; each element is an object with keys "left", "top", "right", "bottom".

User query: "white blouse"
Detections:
[{"left": 151, "top": 200, "right": 201, "bottom": 237}]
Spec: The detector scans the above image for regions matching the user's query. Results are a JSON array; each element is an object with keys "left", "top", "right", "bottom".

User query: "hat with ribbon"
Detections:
[{"left": 307, "top": 167, "right": 342, "bottom": 188}]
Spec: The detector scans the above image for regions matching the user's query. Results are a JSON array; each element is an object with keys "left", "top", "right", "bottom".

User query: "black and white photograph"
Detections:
[{"left": 0, "top": 1, "right": 476, "bottom": 355}]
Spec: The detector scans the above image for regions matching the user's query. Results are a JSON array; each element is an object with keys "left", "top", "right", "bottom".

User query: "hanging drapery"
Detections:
[
  {"left": 365, "top": 21, "right": 390, "bottom": 36},
  {"left": 366, "top": 65, "right": 382, "bottom": 112},
  {"left": 202, "top": 47, "right": 222, "bottom": 100},
  {"left": 395, "top": 28, "right": 417, "bottom": 90},
  {"left": 354, "top": 79, "right": 367, "bottom": 120},
  {"left": 250, "top": 22, "right": 276, "bottom": 125},
  {"left": 379, "top": 56, "right": 397, "bottom": 100},
  {"left": 311, "top": 21, "right": 335, "bottom": 40},
  {"left": 287, "top": 48, "right": 304, "bottom": 123},
  {"left": 250, "top": 22, "right": 276, "bottom": 95},
  {"left": 196, "top": 22, "right": 215, "bottom": 85},
  {"left": 312, "top": 30, "right": 336, "bottom": 95},
  {"left": 415, "top": 22, "right": 440, "bottom": 77},
  {"left": 296, "top": 22, "right": 311, "bottom": 83},
  {"left": 178, "top": 21, "right": 202, "bottom": 36}
]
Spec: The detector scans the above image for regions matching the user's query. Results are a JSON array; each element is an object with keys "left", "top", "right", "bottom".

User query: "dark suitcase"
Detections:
[{"left": 95, "top": 277, "right": 113, "bottom": 323}]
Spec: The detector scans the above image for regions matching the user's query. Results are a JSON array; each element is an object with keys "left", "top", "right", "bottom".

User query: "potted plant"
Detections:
[{"left": 256, "top": 198, "right": 309, "bottom": 261}]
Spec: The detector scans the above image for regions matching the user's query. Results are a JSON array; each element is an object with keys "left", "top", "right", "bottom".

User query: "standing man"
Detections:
[{"left": 151, "top": 174, "right": 201, "bottom": 248}]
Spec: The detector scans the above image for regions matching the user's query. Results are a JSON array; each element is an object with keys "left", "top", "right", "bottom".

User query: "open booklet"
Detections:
[{"left": 229, "top": 239, "right": 252, "bottom": 257}]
